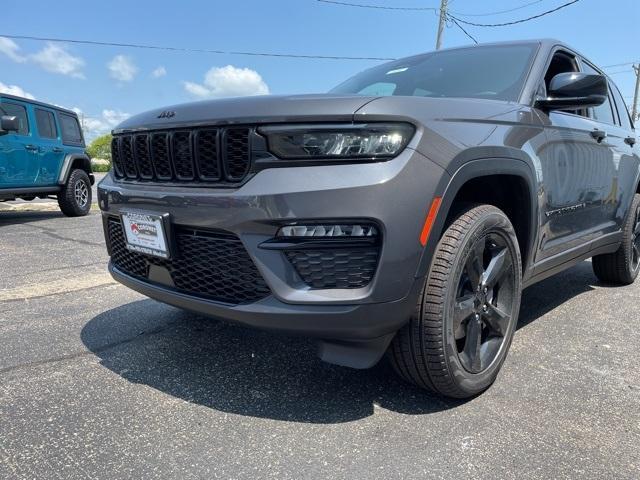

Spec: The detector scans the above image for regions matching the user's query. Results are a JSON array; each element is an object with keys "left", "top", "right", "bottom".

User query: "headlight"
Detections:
[{"left": 259, "top": 123, "right": 415, "bottom": 160}]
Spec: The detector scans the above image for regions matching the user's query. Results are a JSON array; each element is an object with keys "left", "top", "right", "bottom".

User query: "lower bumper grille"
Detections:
[
  {"left": 286, "top": 248, "right": 379, "bottom": 289},
  {"left": 107, "top": 218, "right": 270, "bottom": 305}
]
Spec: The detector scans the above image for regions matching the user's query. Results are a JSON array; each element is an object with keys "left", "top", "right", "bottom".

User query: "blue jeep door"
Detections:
[
  {"left": 34, "top": 107, "right": 64, "bottom": 185},
  {"left": 0, "top": 100, "right": 38, "bottom": 188}
]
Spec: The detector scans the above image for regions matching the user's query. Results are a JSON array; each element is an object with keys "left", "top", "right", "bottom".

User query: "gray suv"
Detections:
[{"left": 99, "top": 39, "right": 639, "bottom": 398}]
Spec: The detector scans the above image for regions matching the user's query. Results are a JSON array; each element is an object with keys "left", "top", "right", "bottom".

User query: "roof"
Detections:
[
  {"left": 0, "top": 93, "right": 78, "bottom": 117},
  {"left": 439, "top": 38, "right": 565, "bottom": 51}
]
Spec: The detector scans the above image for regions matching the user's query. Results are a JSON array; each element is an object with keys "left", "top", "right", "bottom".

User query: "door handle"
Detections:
[
  {"left": 52, "top": 147, "right": 64, "bottom": 153},
  {"left": 590, "top": 129, "right": 607, "bottom": 143},
  {"left": 25, "top": 144, "right": 39, "bottom": 151},
  {"left": 624, "top": 136, "right": 637, "bottom": 147}
]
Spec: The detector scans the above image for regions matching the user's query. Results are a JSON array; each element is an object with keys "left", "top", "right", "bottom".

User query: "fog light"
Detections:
[{"left": 277, "top": 224, "right": 378, "bottom": 238}]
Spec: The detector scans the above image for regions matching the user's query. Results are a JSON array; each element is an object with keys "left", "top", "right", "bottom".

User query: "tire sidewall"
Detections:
[
  {"left": 60, "top": 169, "right": 91, "bottom": 216},
  {"left": 440, "top": 209, "right": 523, "bottom": 395},
  {"left": 626, "top": 194, "right": 640, "bottom": 279},
  {"left": 72, "top": 172, "right": 91, "bottom": 214}
]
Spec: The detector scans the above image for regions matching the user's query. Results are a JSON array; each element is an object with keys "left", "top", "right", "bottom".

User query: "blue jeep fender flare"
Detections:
[{"left": 58, "top": 153, "right": 95, "bottom": 186}]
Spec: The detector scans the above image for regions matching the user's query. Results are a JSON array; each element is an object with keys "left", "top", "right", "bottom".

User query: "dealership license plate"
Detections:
[{"left": 121, "top": 211, "right": 169, "bottom": 259}]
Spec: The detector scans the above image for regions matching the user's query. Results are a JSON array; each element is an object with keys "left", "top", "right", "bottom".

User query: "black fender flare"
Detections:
[
  {"left": 415, "top": 153, "right": 539, "bottom": 279},
  {"left": 58, "top": 153, "right": 94, "bottom": 185}
]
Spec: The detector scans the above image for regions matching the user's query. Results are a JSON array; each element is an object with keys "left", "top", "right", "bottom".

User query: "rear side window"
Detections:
[
  {"left": 35, "top": 109, "right": 58, "bottom": 139},
  {"left": 580, "top": 61, "right": 616, "bottom": 125},
  {"left": 610, "top": 82, "right": 634, "bottom": 131},
  {"left": 58, "top": 113, "right": 84, "bottom": 145},
  {"left": 0, "top": 102, "right": 30, "bottom": 135}
]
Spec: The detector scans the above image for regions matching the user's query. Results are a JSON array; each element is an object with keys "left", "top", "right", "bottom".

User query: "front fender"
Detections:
[
  {"left": 58, "top": 153, "right": 93, "bottom": 185},
  {"left": 415, "top": 155, "right": 539, "bottom": 281}
]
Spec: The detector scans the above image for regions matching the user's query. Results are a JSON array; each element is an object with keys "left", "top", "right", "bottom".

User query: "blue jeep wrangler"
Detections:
[{"left": 0, "top": 94, "right": 94, "bottom": 216}]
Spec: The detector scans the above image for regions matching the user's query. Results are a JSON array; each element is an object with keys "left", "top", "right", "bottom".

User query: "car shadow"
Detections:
[
  {"left": 82, "top": 261, "right": 600, "bottom": 423},
  {"left": 0, "top": 210, "right": 64, "bottom": 226}
]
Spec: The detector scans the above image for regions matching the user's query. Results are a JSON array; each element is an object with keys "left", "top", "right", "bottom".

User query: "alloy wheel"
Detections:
[
  {"left": 631, "top": 206, "right": 640, "bottom": 271},
  {"left": 74, "top": 180, "right": 89, "bottom": 208},
  {"left": 453, "top": 232, "right": 516, "bottom": 374}
]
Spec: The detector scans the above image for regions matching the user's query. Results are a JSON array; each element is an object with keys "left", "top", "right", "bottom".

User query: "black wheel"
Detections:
[
  {"left": 58, "top": 168, "right": 92, "bottom": 217},
  {"left": 389, "top": 204, "right": 523, "bottom": 398},
  {"left": 593, "top": 193, "right": 640, "bottom": 285}
]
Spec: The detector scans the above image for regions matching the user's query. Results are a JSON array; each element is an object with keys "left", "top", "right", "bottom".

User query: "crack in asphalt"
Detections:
[
  {"left": 0, "top": 323, "right": 177, "bottom": 376},
  {"left": 3, "top": 261, "right": 107, "bottom": 280},
  {"left": 21, "top": 222, "right": 105, "bottom": 247}
]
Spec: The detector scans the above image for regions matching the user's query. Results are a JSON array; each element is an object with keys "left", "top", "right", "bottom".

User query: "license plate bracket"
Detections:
[{"left": 121, "top": 211, "right": 171, "bottom": 259}]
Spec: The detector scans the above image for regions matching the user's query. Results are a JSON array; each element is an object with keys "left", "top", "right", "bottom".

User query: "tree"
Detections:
[{"left": 86, "top": 134, "right": 112, "bottom": 161}]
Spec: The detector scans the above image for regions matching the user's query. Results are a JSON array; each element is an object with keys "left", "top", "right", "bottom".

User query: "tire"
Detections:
[
  {"left": 389, "top": 204, "right": 523, "bottom": 398},
  {"left": 592, "top": 193, "right": 640, "bottom": 285},
  {"left": 58, "top": 168, "right": 92, "bottom": 217}
]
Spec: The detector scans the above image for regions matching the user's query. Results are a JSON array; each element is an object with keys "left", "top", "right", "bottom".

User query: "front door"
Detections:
[
  {"left": 536, "top": 110, "right": 618, "bottom": 261},
  {"left": 0, "top": 100, "right": 38, "bottom": 188}
]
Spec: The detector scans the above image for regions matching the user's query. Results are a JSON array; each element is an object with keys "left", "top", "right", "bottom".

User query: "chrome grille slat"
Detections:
[{"left": 111, "top": 127, "right": 252, "bottom": 185}]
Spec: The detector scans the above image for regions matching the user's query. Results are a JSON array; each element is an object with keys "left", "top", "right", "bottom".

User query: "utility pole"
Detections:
[
  {"left": 435, "top": 0, "right": 448, "bottom": 50},
  {"left": 632, "top": 64, "right": 640, "bottom": 122}
]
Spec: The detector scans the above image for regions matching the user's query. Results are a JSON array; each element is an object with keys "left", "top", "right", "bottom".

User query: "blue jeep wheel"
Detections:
[{"left": 58, "top": 168, "right": 91, "bottom": 217}]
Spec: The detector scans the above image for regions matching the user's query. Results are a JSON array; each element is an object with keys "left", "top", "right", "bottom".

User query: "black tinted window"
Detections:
[
  {"left": 331, "top": 44, "right": 537, "bottom": 102},
  {"left": 35, "top": 109, "right": 57, "bottom": 139},
  {"left": 1, "top": 102, "right": 29, "bottom": 135},
  {"left": 610, "top": 81, "right": 634, "bottom": 131},
  {"left": 580, "top": 61, "right": 616, "bottom": 125},
  {"left": 58, "top": 113, "right": 84, "bottom": 145}
]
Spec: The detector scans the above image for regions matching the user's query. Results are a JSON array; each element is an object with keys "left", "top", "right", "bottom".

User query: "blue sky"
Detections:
[{"left": 1, "top": 0, "right": 637, "bottom": 140}]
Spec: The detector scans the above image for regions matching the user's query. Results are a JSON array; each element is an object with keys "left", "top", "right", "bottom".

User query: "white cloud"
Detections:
[
  {"left": 108, "top": 55, "right": 138, "bottom": 82},
  {"left": 0, "top": 37, "right": 26, "bottom": 63},
  {"left": 151, "top": 66, "right": 167, "bottom": 78},
  {"left": 0, "top": 81, "right": 35, "bottom": 99},
  {"left": 30, "top": 43, "right": 85, "bottom": 79},
  {"left": 183, "top": 65, "right": 269, "bottom": 99},
  {"left": 73, "top": 108, "right": 131, "bottom": 141},
  {"left": 102, "top": 109, "right": 130, "bottom": 126}
]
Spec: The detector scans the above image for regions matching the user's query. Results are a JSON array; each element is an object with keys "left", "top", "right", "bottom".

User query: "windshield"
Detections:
[{"left": 331, "top": 44, "right": 537, "bottom": 102}]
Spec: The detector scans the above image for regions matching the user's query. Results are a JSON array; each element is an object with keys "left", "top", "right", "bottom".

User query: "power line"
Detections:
[
  {"left": 316, "top": 0, "right": 437, "bottom": 11},
  {"left": 449, "top": 0, "right": 581, "bottom": 27},
  {"left": 451, "top": 0, "right": 548, "bottom": 17},
  {"left": 0, "top": 34, "right": 396, "bottom": 61},
  {"left": 448, "top": 15, "right": 478, "bottom": 44},
  {"left": 602, "top": 62, "right": 636, "bottom": 69}
]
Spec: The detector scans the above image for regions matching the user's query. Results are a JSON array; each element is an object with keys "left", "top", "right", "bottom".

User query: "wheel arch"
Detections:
[
  {"left": 416, "top": 154, "right": 539, "bottom": 280},
  {"left": 58, "top": 153, "right": 94, "bottom": 186}
]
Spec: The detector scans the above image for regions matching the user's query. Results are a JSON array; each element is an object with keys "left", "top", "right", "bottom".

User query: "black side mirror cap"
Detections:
[
  {"left": 535, "top": 72, "right": 608, "bottom": 111},
  {"left": 0, "top": 115, "right": 20, "bottom": 135}
]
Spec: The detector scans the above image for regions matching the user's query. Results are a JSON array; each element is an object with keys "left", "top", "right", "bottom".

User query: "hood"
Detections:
[
  {"left": 354, "top": 95, "right": 527, "bottom": 124},
  {"left": 113, "top": 94, "right": 378, "bottom": 133}
]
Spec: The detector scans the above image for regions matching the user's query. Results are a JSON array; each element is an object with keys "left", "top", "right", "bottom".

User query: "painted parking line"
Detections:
[{"left": 0, "top": 272, "right": 116, "bottom": 302}]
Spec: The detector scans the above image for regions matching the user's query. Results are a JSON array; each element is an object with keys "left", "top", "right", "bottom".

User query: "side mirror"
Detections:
[
  {"left": 0, "top": 115, "right": 20, "bottom": 136},
  {"left": 535, "top": 72, "right": 608, "bottom": 111}
]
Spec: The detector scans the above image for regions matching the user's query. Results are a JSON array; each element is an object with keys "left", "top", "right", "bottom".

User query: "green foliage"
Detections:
[
  {"left": 91, "top": 162, "right": 111, "bottom": 172},
  {"left": 87, "top": 134, "right": 112, "bottom": 162}
]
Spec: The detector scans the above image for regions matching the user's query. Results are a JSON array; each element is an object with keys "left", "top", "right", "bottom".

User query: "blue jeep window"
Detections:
[
  {"left": 35, "top": 109, "right": 58, "bottom": 139},
  {"left": 0, "top": 102, "right": 29, "bottom": 135},
  {"left": 58, "top": 113, "right": 84, "bottom": 145}
]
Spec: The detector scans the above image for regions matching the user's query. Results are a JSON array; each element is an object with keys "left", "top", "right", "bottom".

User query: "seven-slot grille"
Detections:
[
  {"left": 111, "top": 128, "right": 252, "bottom": 184},
  {"left": 107, "top": 217, "right": 271, "bottom": 305}
]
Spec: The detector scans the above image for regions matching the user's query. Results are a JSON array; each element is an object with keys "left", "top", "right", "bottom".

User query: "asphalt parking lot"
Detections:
[{"left": 0, "top": 209, "right": 638, "bottom": 479}]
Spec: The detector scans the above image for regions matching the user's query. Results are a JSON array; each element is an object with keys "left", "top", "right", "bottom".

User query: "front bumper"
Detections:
[{"left": 99, "top": 148, "right": 446, "bottom": 346}]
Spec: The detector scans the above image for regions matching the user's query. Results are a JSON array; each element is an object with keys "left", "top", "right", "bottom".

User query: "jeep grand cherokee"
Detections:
[{"left": 98, "top": 40, "right": 639, "bottom": 398}]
